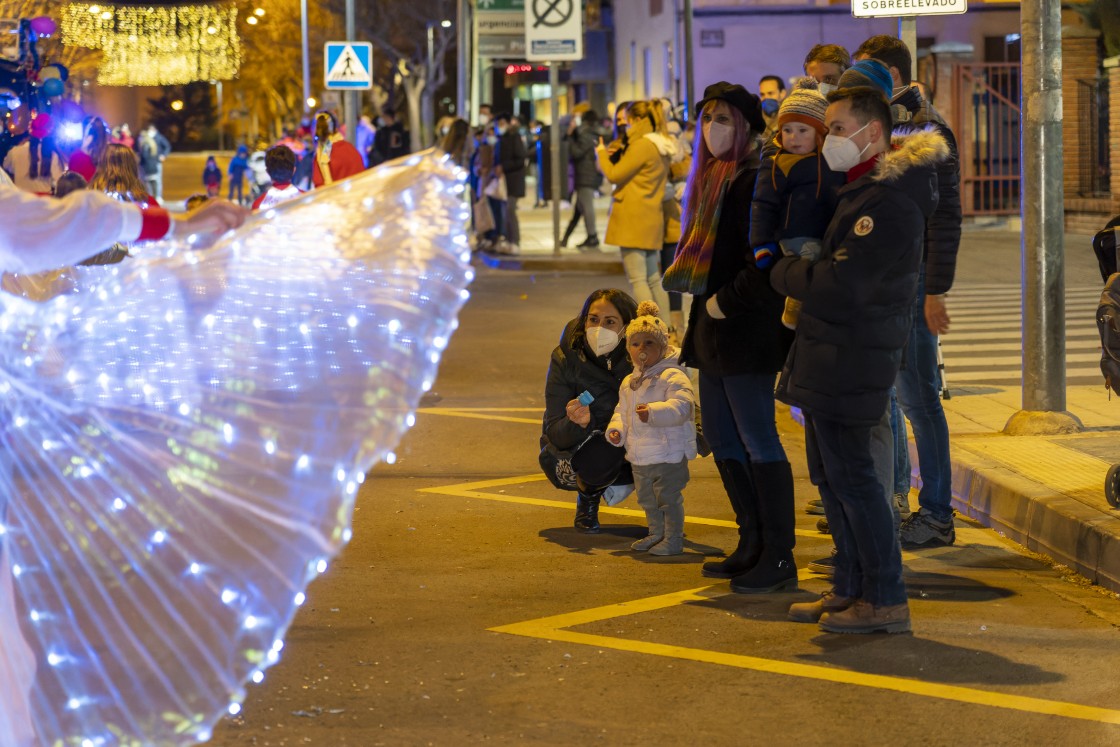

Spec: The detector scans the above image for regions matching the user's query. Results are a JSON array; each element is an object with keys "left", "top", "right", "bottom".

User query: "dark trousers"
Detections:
[
  {"left": 804, "top": 411, "right": 907, "bottom": 606},
  {"left": 571, "top": 432, "right": 630, "bottom": 491}
]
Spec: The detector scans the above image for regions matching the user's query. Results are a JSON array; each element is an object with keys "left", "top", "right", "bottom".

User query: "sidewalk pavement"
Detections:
[{"left": 480, "top": 198, "right": 1120, "bottom": 594}]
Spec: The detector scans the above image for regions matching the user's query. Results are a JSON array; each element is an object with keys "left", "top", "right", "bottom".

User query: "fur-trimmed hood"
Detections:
[
  {"left": 860, "top": 125, "right": 948, "bottom": 221},
  {"left": 872, "top": 126, "right": 949, "bottom": 183}
]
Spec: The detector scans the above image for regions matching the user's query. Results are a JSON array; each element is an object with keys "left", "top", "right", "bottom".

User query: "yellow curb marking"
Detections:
[
  {"left": 490, "top": 587, "right": 1120, "bottom": 726},
  {"left": 418, "top": 407, "right": 542, "bottom": 425},
  {"left": 419, "top": 474, "right": 820, "bottom": 536},
  {"left": 954, "top": 436, "right": 1108, "bottom": 499}
]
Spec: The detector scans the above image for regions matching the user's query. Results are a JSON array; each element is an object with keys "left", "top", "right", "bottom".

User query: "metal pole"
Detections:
[
  {"left": 1020, "top": 0, "right": 1066, "bottom": 413},
  {"left": 898, "top": 16, "right": 917, "bottom": 84},
  {"left": 457, "top": 0, "right": 468, "bottom": 118},
  {"left": 682, "top": 0, "right": 694, "bottom": 119},
  {"left": 301, "top": 0, "right": 311, "bottom": 114},
  {"left": 217, "top": 80, "right": 224, "bottom": 151},
  {"left": 471, "top": 6, "right": 481, "bottom": 124},
  {"left": 550, "top": 63, "right": 561, "bottom": 254},
  {"left": 345, "top": 0, "right": 358, "bottom": 146},
  {"left": 426, "top": 23, "right": 435, "bottom": 145}
]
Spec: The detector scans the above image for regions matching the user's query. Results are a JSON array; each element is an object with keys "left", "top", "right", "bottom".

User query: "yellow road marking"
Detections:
[
  {"left": 420, "top": 474, "right": 822, "bottom": 536},
  {"left": 418, "top": 407, "right": 541, "bottom": 424},
  {"left": 491, "top": 588, "right": 1120, "bottom": 726}
]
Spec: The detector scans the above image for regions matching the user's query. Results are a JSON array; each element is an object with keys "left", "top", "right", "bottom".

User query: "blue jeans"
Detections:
[
  {"left": 890, "top": 389, "right": 911, "bottom": 496},
  {"left": 894, "top": 271, "right": 952, "bottom": 521},
  {"left": 804, "top": 412, "right": 907, "bottom": 606},
  {"left": 698, "top": 371, "right": 786, "bottom": 465}
]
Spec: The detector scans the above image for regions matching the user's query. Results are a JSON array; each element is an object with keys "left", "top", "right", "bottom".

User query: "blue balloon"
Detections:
[{"left": 42, "top": 77, "right": 64, "bottom": 98}]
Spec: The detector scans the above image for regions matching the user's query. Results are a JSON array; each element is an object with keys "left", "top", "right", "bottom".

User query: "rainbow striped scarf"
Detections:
[{"left": 662, "top": 159, "right": 741, "bottom": 295}]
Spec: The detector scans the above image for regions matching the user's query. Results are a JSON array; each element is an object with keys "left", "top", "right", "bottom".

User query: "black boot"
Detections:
[
  {"left": 730, "top": 461, "right": 798, "bottom": 593},
  {"left": 574, "top": 478, "right": 604, "bottom": 533},
  {"left": 560, "top": 222, "right": 577, "bottom": 249},
  {"left": 577, "top": 234, "right": 600, "bottom": 249},
  {"left": 702, "top": 459, "right": 761, "bottom": 578}
]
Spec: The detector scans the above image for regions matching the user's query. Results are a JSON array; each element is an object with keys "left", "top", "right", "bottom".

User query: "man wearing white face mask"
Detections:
[
  {"left": 802, "top": 44, "right": 851, "bottom": 98},
  {"left": 771, "top": 86, "right": 949, "bottom": 634}
]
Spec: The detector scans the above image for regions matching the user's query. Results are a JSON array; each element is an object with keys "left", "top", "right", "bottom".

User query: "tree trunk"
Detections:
[{"left": 402, "top": 75, "right": 426, "bottom": 153}]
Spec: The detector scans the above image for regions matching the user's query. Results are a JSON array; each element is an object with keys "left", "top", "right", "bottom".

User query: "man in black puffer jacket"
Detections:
[
  {"left": 853, "top": 36, "right": 962, "bottom": 549},
  {"left": 771, "top": 87, "right": 948, "bottom": 635}
]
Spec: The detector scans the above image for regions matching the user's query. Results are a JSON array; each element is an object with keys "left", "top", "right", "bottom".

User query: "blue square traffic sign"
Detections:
[{"left": 324, "top": 42, "right": 373, "bottom": 90}]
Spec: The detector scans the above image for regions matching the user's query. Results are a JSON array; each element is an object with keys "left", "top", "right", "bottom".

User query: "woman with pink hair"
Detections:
[{"left": 662, "top": 82, "right": 796, "bottom": 594}]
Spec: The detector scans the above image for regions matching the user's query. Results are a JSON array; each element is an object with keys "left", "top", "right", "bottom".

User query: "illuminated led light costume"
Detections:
[{"left": 0, "top": 152, "right": 472, "bottom": 745}]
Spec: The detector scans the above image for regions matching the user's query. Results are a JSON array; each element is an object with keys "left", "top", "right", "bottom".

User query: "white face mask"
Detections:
[
  {"left": 704, "top": 121, "right": 735, "bottom": 159},
  {"left": 478, "top": 114, "right": 490, "bottom": 126},
  {"left": 818, "top": 82, "right": 837, "bottom": 97},
  {"left": 821, "top": 122, "right": 872, "bottom": 172},
  {"left": 585, "top": 326, "right": 620, "bottom": 357}
]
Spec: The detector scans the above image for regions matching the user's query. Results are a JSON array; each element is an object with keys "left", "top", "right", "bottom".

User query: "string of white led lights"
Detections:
[{"left": 0, "top": 151, "right": 472, "bottom": 745}]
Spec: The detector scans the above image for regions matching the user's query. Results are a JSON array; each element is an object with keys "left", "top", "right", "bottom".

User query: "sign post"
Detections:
[
  {"left": 525, "top": 0, "right": 584, "bottom": 254},
  {"left": 851, "top": 0, "right": 966, "bottom": 78},
  {"left": 324, "top": 40, "right": 373, "bottom": 147}
]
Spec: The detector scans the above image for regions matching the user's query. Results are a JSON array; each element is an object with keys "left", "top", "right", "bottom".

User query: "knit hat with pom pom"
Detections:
[
  {"left": 625, "top": 301, "right": 670, "bottom": 348},
  {"left": 777, "top": 78, "right": 828, "bottom": 137}
]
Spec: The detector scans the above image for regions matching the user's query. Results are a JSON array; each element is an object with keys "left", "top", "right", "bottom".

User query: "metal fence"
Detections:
[{"left": 952, "top": 63, "right": 1022, "bottom": 216}]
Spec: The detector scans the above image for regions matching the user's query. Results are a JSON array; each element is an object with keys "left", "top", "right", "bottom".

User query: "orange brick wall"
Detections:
[{"left": 1060, "top": 30, "right": 1101, "bottom": 199}]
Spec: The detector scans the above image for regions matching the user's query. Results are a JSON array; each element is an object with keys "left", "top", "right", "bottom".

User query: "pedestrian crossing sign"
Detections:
[{"left": 324, "top": 41, "right": 373, "bottom": 90}]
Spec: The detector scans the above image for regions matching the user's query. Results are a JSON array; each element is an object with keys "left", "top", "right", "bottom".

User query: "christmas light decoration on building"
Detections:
[{"left": 61, "top": 2, "right": 241, "bottom": 86}]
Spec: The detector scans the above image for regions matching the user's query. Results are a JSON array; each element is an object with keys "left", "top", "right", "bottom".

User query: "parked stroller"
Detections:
[{"left": 1092, "top": 215, "right": 1120, "bottom": 507}]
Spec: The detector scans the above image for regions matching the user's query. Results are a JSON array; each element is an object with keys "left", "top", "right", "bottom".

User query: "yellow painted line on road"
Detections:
[
  {"left": 420, "top": 474, "right": 821, "bottom": 537},
  {"left": 418, "top": 407, "right": 542, "bottom": 425},
  {"left": 491, "top": 588, "right": 1120, "bottom": 726}
]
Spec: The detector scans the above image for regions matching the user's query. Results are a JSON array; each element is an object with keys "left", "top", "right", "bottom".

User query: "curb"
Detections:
[
  {"left": 949, "top": 444, "right": 1120, "bottom": 593},
  {"left": 792, "top": 406, "right": 1120, "bottom": 593}
]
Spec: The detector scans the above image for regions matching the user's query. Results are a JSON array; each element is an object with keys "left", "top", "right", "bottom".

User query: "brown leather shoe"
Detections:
[
  {"left": 787, "top": 591, "right": 854, "bottom": 623},
  {"left": 819, "top": 600, "right": 911, "bottom": 634}
]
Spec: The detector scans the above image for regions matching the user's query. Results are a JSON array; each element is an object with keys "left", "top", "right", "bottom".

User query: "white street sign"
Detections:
[
  {"left": 525, "top": 0, "right": 583, "bottom": 62},
  {"left": 852, "top": 0, "right": 966, "bottom": 18}
]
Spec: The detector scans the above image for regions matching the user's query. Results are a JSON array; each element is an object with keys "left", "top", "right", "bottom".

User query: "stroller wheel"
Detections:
[{"left": 1106, "top": 464, "right": 1120, "bottom": 508}]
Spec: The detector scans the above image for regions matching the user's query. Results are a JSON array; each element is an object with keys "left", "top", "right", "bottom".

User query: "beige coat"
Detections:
[
  {"left": 663, "top": 155, "right": 691, "bottom": 245},
  {"left": 598, "top": 122, "right": 671, "bottom": 250}
]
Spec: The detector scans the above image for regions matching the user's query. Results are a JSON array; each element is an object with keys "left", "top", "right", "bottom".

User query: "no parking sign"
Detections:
[{"left": 524, "top": 0, "right": 583, "bottom": 61}]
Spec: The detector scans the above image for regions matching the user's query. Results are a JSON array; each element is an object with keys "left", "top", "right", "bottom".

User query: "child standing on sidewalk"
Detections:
[
  {"left": 750, "top": 78, "right": 845, "bottom": 328},
  {"left": 202, "top": 156, "right": 222, "bottom": 197},
  {"left": 607, "top": 301, "right": 697, "bottom": 555}
]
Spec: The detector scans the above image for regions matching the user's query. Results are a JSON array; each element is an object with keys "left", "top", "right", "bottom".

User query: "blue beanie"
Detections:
[{"left": 838, "top": 59, "right": 893, "bottom": 101}]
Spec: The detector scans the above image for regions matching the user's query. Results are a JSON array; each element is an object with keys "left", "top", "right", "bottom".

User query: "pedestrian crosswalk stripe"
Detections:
[{"left": 939, "top": 283, "right": 1103, "bottom": 387}]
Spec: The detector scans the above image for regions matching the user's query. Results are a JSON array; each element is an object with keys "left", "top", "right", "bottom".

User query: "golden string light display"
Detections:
[{"left": 61, "top": 2, "right": 241, "bottom": 86}]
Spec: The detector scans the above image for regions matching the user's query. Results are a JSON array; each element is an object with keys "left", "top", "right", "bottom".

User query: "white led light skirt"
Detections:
[{"left": 0, "top": 151, "right": 471, "bottom": 745}]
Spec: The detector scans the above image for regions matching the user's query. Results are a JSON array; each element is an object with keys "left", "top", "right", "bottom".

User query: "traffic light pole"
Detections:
[{"left": 1005, "top": 0, "right": 1081, "bottom": 434}]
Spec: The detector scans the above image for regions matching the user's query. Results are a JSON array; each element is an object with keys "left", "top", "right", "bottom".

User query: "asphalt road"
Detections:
[{"left": 203, "top": 261, "right": 1120, "bottom": 746}]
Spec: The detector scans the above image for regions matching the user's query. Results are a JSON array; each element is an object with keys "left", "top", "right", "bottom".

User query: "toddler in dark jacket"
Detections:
[{"left": 750, "top": 78, "right": 845, "bottom": 328}]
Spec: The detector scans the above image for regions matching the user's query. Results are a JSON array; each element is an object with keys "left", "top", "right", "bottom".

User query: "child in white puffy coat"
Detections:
[{"left": 607, "top": 301, "right": 697, "bottom": 555}]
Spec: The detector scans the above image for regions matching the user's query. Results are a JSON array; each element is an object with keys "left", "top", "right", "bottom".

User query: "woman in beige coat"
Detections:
[{"left": 596, "top": 101, "right": 675, "bottom": 327}]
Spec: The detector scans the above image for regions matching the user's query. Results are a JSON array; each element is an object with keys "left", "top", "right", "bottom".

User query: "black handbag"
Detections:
[{"left": 538, "top": 432, "right": 596, "bottom": 491}]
